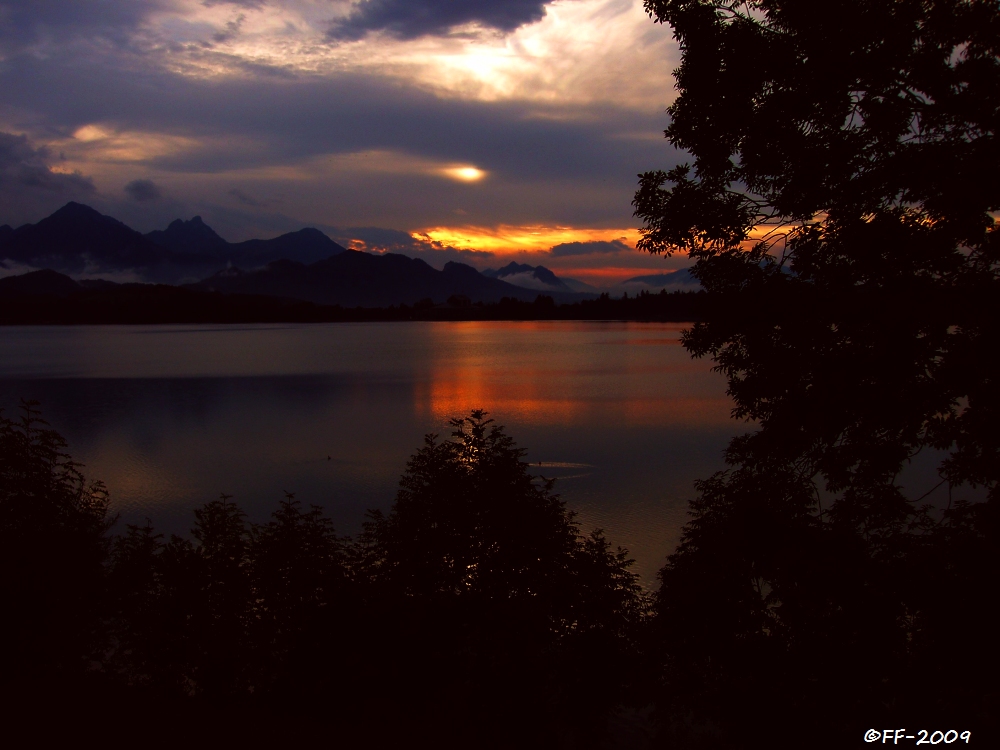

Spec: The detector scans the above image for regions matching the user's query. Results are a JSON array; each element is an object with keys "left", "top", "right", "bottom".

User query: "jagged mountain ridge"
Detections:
[
  {"left": 482, "top": 261, "right": 574, "bottom": 292},
  {"left": 481, "top": 261, "right": 601, "bottom": 293},
  {"left": 145, "top": 216, "right": 347, "bottom": 266},
  {"left": 0, "top": 203, "right": 349, "bottom": 282}
]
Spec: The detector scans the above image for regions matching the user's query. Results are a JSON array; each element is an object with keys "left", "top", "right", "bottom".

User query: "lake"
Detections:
[{"left": 0, "top": 320, "right": 738, "bottom": 583}]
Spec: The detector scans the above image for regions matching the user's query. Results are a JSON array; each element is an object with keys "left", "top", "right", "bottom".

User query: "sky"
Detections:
[{"left": 0, "top": 0, "right": 691, "bottom": 285}]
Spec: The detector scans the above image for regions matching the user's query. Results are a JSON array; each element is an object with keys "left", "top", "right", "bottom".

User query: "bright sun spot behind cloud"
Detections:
[{"left": 443, "top": 167, "right": 486, "bottom": 182}]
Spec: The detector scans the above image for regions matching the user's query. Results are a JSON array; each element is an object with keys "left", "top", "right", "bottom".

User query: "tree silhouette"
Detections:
[
  {"left": 355, "top": 411, "right": 647, "bottom": 744},
  {"left": 634, "top": 0, "right": 999, "bottom": 744},
  {"left": 0, "top": 400, "right": 112, "bottom": 685},
  {"left": 248, "top": 493, "right": 353, "bottom": 705},
  {"left": 3, "top": 403, "right": 647, "bottom": 745}
]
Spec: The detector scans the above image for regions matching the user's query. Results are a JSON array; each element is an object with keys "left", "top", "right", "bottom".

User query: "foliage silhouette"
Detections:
[
  {"left": 634, "top": 0, "right": 999, "bottom": 744},
  {"left": 247, "top": 493, "right": 354, "bottom": 706},
  {"left": 353, "top": 411, "right": 647, "bottom": 745},
  {"left": 0, "top": 400, "right": 112, "bottom": 685},
  {"left": 2, "top": 403, "right": 646, "bottom": 746}
]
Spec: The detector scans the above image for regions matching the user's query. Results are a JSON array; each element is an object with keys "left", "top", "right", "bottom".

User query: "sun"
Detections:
[{"left": 444, "top": 166, "right": 486, "bottom": 182}]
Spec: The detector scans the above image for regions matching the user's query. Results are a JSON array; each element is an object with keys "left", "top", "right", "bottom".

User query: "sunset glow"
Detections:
[
  {"left": 1, "top": 0, "right": 685, "bottom": 278},
  {"left": 415, "top": 225, "right": 642, "bottom": 254},
  {"left": 443, "top": 166, "right": 487, "bottom": 182},
  {"left": 408, "top": 322, "right": 731, "bottom": 426}
]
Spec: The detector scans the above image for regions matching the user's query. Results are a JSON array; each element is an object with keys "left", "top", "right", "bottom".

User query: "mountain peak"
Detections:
[
  {"left": 481, "top": 261, "right": 570, "bottom": 292},
  {"left": 148, "top": 216, "right": 227, "bottom": 255},
  {"left": 442, "top": 261, "right": 481, "bottom": 277},
  {"left": 49, "top": 201, "right": 107, "bottom": 222}
]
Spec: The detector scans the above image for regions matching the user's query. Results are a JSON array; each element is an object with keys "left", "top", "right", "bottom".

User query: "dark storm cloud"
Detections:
[
  {"left": 229, "top": 188, "right": 269, "bottom": 207},
  {"left": 124, "top": 178, "right": 163, "bottom": 202},
  {"left": 0, "top": 49, "right": 671, "bottom": 185},
  {"left": 213, "top": 14, "right": 247, "bottom": 44},
  {"left": 0, "top": 131, "right": 95, "bottom": 196},
  {"left": 328, "top": 0, "right": 551, "bottom": 41},
  {"left": 0, "top": 0, "right": 167, "bottom": 54},
  {"left": 0, "top": 131, "right": 95, "bottom": 233},
  {"left": 550, "top": 239, "right": 631, "bottom": 256}
]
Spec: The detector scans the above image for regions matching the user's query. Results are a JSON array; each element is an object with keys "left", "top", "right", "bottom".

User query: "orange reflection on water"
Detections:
[
  {"left": 415, "top": 374, "right": 732, "bottom": 427},
  {"left": 410, "top": 321, "right": 732, "bottom": 428},
  {"left": 414, "top": 369, "right": 583, "bottom": 425}
]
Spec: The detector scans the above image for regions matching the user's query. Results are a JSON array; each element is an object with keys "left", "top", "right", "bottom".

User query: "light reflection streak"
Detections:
[{"left": 410, "top": 321, "right": 732, "bottom": 427}]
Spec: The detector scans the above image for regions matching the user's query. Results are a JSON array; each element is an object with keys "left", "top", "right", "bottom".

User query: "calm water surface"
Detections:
[{"left": 0, "top": 321, "right": 739, "bottom": 583}]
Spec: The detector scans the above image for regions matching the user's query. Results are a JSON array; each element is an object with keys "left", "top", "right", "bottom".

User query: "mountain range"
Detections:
[
  {"left": 0, "top": 203, "right": 698, "bottom": 308},
  {"left": 618, "top": 269, "right": 700, "bottom": 293},
  {"left": 191, "top": 254, "right": 589, "bottom": 307},
  {"left": 482, "top": 262, "right": 598, "bottom": 294},
  {"left": 0, "top": 202, "right": 349, "bottom": 283}
]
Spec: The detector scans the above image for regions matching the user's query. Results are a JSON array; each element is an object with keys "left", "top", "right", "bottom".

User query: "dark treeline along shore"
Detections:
[{"left": 0, "top": 268, "right": 707, "bottom": 325}]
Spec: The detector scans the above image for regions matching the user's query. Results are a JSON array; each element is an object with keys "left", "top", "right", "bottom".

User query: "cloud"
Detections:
[
  {"left": 0, "top": 0, "right": 169, "bottom": 55},
  {"left": 0, "top": 132, "right": 95, "bottom": 194},
  {"left": 0, "top": 47, "right": 681, "bottom": 232},
  {"left": 228, "top": 188, "right": 268, "bottom": 207},
  {"left": 124, "top": 178, "right": 163, "bottom": 201},
  {"left": 0, "top": 0, "right": 687, "bottom": 244},
  {"left": 549, "top": 239, "right": 632, "bottom": 256},
  {"left": 202, "top": 0, "right": 267, "bottom": 8},
  {"left": 212, "top": 13, "right": 247, "bottom": 43},
  {"left": 328, "top": 0, "right": 552, "bottom": 41},
  {"left": 331, "top": 225, "right": 496, "bottom": 269},
  {"left": 0, "top": 131, "right": 97, "bottom": 226}
]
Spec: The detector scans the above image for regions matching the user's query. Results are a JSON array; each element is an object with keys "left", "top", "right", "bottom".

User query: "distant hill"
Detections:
[
  {"left": 227, "top": 228, "right": 347, "bottom": 266},
  {"left": 191, "top": 252, "right": 593, "bottom": 307},
  {"left": 560, "top": 277, "right": 601, "bottom": 294},
  {"left": 480, "top": 261, "right": 601, "bottom": 295},
  {"left": 0, "top": 268, "right": 84, "bottom": 297},
  {"left": 617, "top": 268, "right": 700, "bottom": 293}
]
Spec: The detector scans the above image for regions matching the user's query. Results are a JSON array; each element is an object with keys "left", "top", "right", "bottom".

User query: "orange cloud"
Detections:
[{"left": 414, "top": 225, "right": 642, "bottom": 254}]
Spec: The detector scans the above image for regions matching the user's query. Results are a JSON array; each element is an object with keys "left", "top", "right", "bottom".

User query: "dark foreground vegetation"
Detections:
[
  {"left": 628, "top": 0, "right": 998, "bottom": 746},
  {"left": 1, "top": 399, "right": 996, "bottom": 748},
  {"left": 1, "top": 404, "right": 648, "bottom": 748},
  {"left": 0, "top": 269, "right": 707, "bottom": 325}
]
